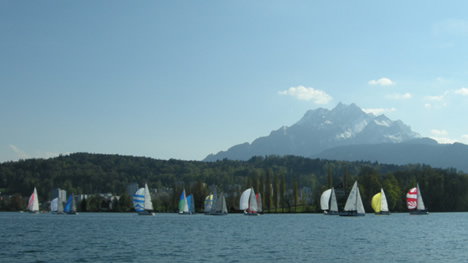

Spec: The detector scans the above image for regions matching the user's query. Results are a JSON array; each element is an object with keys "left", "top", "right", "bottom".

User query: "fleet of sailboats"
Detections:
[
  {"left": 407, "top": 183, "right": 429, "bottom": 215},
  {"left": 25, "top": 181, "right": 434, "bottom": 217},
  {"left": 132, "top": 183, "right": 155, "bottom": 216},
  {"left": 371, "top": 188, "right": 390, "bottom": 215},
  {"left": 340, "top": 181, "right": 365, "bottom": 216},
  {"left": 320, "top": 188, "right": 339, "bottom": 215}
]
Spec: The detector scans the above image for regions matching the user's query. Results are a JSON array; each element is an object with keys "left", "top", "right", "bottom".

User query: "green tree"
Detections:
[
  {"left": 265, "top": 170, "right": 271, "bottom": 212},
  {"left": 119, "top": 193, "right": 132, "bottom": 212},
  {"left": 80, "top": 197, "right": 87, "bottom": 212},
  {"left": 327, "top": 167, "right": 332, "bottom": 189},
  {"left": 382, "top": 173, "right": 401, "bottom": 211},
  {"left": 273, "top": 174, "right": 278, "bottom": 211},
  {"left": 112, "top": 197, "right": 121, "bottom": 212},
  {"left": 280, "top": 173, "right": 285, "bottom": 213},
  {"left": 292, "top": 174, "right": 298, "bottom": 212},
  {"left": 259, "top": 173, "right": 265, "bottom": 210}
]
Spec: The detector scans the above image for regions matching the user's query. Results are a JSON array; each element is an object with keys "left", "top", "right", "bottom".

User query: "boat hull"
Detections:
[
  {"left": 324, "top": 210, "right": 339, "bottom": 215},
  {"left": 339, "top": 211, "right": 365, "bottom": 217},
  {"left": 179, "top": 212, "right": 195, "bottom": 215},
  {"left": 375, "top": 211, "right": 391, "bottom": 215},
  {"left": 138, "top": 210, "right": 155, "bottom": 216},
  {"left": 410, "top": 210, "right": 429, "bottom": 215},
  {"left": 244, "top": 212, "right": 259, "bottom": 216}
]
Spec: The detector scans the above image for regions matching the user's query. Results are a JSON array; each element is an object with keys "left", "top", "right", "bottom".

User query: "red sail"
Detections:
[{"left": 406, "top": 187, "right": 417, "bottom": 210}]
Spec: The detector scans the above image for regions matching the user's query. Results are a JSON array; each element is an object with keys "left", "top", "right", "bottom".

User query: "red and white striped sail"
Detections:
[{"left": 406, "top": 187, "right": 417, "bottom": 210}]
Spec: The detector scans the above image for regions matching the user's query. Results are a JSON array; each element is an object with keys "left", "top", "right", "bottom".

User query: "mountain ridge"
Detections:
[
  {"left": 204, "top": 103, "right": 468, "bottom": 172},
  {"left": 204, "top": 103, "right": 421, "bottom": 160}
]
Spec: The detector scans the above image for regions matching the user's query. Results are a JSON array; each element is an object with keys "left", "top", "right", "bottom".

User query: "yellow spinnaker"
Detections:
[{"left": 371, "top": 192, "right": 381, "bottom": 213}]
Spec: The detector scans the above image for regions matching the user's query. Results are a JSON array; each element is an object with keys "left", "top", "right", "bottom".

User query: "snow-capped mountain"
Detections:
[{"left": 203, "top": 103, "right": 421, "bottom": 161}]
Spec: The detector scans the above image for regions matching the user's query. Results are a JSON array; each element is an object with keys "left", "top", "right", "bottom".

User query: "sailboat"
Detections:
[
  {"left": 320, "top": 188, "right": 339, "bottom": 215},
  {"left": 204, "top": 193, "right": 214, "bottom": 214},
  {"left": 256, "top": 193, "right": 263, "bottom": 214},
  {"left": 132, "top": 183, "right": 155, "bottom": 216},
  {"left": 64, "top": 194, "right": 78, "bottom": 215},
  {"left": 27, "top": 187, "right": 39, "bottom": 214},
  {"left": 407, "top": 183, "right": 429, "bottom": 215},
  {"left": 187, "top": 194, "right": 196, "bottom": 214},
  {"left": 210, "top": 191, "right": 228, "bottom": 216},
  {"left": 178, "top": 189, "right": 190, "bottom": 214},
  {"left": 50, "top": 196, "right": 64, "bottom": 214},
  {"left": 371, "top": 188, "right": 390, "bottom": 215},
  {"left": 205, "top": 185, "right": 219, "bottom": 215},
  {"left": 340, "top": 181, "right": 365, "bottom": 216},
  {"left": 240, "top": 188, "right": 259, "bottom": 216}
]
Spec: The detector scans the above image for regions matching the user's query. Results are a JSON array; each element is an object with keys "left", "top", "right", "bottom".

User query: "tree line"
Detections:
[{"left": 0, "top": 153, "right": 466, "bottom": 213}]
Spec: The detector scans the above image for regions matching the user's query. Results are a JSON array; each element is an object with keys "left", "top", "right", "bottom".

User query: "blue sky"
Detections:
[{"left": 2, "top": 1, "right": 468, "bottom": 162}]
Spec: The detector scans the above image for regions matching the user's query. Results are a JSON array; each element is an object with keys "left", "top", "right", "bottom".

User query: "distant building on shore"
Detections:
[{"left": 51, "top": 188, "right": 67, "bottom": 201}]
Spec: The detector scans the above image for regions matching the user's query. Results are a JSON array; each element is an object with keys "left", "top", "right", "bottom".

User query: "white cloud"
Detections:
[
  {"left": 425, "top": 95, "right": 444, "bottom": 101},
  {"left": 278, "top": 85, "right": 332, "bottom": 104},
  {"left": 368, "top": 78, "right": 395, "bottom": 86},
  {"left": 430, "top": 137, "right": 456, "bottom": 144},
  {"left": 431, "top": 129, "right": 448, "bottom": 136},
  {"left": 454, "top": 87, "right": 468, "bottom": 96},
  {"left": 386, "top": 93, "right": 412, "bottom": 100},
  {"left": 362, "top": 107, "right": 396, "bottom": 115},
  {"left": 424, "top": 91, "right": 450, "bottom": 109},
  {"left": 8, "top": 144, "right": 62, "bottom": 161},
  {"left": 9, "top": 145, "right": 30, "bottom": 159},
  {"left": 462, "top": 135, "right": 468, "bottom": 142}
]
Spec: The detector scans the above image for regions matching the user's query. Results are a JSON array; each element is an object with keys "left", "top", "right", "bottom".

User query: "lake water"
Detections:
[{"left": 1, "top": 212, "right": 468, "bottom": 262}]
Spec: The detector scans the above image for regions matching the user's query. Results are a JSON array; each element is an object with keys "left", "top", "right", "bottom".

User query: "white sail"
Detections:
[
  {"left": 221, "top": 195, "right": 227, "bottom": 214},
  {"left": 344, "top": 182, "right": 358, "bottom": 211},
  {"left": 380, "top": 188, "right": 389, "bottom": 212},
  {"left": 344, "top": 181, "right": 365, "bottom": 214},
  {"left": 257, "top": 193, "right": 263, "bottom": 213},
  {"left": 356, "top": 185, "right": 365, "bottom": 214},
  {"left": 330, "top": 188, "right": 338, "bottom": 212},
  {"left": 70, "top": 194, "right": 76, "bottom": 213},
  {"left": 215, "top": 192, "right": 227, "bottom": 213},
  {"left": 239, "top": 188, "right": 251, "bottom": 210},
  {"left": 179, "top": 189, "right": 189, "bottom": 213},
  {"left": 211, "top": 186, "right": 218, "bottom": 213},
  {"left": 204, "top": 194, "right": 213, "bottom": 212},
  {"left": 248, "top": 188, "right": 258, "bottom": 212},
  {"left": 28, "top": 187, "right": 39, "bottom": 212},
  {"left": 143, "top": 183, "right": 153, "bottom": 211},
  {"left": 320, "top": 189, "right": 331, "bottom": 210},
  {"left": 57, "top": 196, "right": 64, "bottom": 213},
  {"left": 416, "top": 183, "right": 426, "bottom": 211},
  {"left": 50, "top": 198, "right": 58, "bottom": 212}
]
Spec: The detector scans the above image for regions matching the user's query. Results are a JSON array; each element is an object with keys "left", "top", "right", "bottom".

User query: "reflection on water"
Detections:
[{"left": 1, "top": 212, "right": 468, "bottom": 262}]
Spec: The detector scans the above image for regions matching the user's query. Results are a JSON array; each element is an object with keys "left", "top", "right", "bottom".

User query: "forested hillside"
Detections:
[{"left": 1, "top": 153, "right": 467, "bottom": 213}]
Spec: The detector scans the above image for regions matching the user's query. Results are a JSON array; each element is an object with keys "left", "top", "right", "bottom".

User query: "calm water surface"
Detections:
[{"left": 1, "top": 212, "right": 468, "bottom": 262}]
